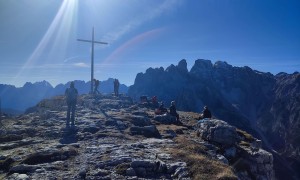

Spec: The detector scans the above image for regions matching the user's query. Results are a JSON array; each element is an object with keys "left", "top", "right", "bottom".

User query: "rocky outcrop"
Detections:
[
  {"left": 154, "top": 114, "right": 178, "bottom": 124},
  {"left": 197, "top": 119, "right": 239, "bottom": 146},
  {"left": 195, "top": 119, "right": 275, "bottom": 179}
]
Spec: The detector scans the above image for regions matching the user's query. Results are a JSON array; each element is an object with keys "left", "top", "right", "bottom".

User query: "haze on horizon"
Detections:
[{"left": 0, "top": 0, "right": 299, "bottom": 87}]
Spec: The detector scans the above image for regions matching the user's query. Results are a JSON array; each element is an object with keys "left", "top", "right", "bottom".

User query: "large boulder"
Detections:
[
  {"left": 154, "top": 114, "right": 177, "bottom": 124},
  {"left": 130, "top": 115, "right": 152, "bottom": 127},
  {"left": 130, "top": 125, "right": 161, "bottom": 138},
  {"left": 236, "top": 146, "right": 275, "bottom": 180},
  {"left": 196, "top": 119, "right": 239, "bottom": 146}
]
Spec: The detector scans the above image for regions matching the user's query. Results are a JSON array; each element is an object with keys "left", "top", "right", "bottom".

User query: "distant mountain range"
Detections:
[
  {"left": 0, "top": 78, "right": 128, "bottom": 113},
  {"left": 128, "top": 59, "right": 300, "bottom": 173}
]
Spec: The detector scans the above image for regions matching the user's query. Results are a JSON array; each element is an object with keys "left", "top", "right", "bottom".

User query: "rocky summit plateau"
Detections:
[{"left": 1, "top": 94, "right": 276, "bottom": 179}]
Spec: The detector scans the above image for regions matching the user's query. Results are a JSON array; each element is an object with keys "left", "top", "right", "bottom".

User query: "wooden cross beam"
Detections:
[{"left": 77, "top": 27, "right": 108, "bottom": 93}]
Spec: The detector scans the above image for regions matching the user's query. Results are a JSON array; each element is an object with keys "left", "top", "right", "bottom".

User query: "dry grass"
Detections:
[
  {"left": 169, "top": 136, "right": 237, "bottom": 180},
  {"left": 115, "top": 163, "right": 130, "bottom": 175},
  {"left": 156, "top": 124, "right": 188, "bottom": 134},
  {"left": 236, "top": 129, "right": 255, "bottom": 142},
  {"left": 178, "top": 111, "right": 200, "bottom": 126},
  {"left": 239, "top": 141, "right": 251, "bottom": 147}
]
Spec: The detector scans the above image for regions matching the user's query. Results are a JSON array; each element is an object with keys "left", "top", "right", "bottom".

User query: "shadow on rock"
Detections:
[{"left": 59, "top": 127, "right": 78, "bottom": 144}]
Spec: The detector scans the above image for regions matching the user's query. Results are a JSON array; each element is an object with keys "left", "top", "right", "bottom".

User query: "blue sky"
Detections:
[{"left": 0, "top": 0, "right": 299, "bottom": 87}]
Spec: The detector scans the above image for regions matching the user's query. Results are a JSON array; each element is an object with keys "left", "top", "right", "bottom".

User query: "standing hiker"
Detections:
[
  {"left": 94, "top": 79, "right": 100, "bottom": 94},
  {"left": 114, "top": 79, "right": 120, "bottom": 96},
  {"left": 65, "top": 81, "right": 78, "bottom": 127}
]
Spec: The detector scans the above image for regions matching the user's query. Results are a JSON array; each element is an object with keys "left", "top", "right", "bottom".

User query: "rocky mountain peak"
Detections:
[
  {"left": 190, "top": 59, "right": 213, "bottom": 71},
  {"left": 213, "top": 61, "right": 233, "bottom": 69},
  {"left": 165, "top": 64, "right": 176, "bottom": 72},
  {"left": 0, "top": 94, "right": 275, "bottom": 179},
  {"left": 177, "top": 59, "right": 188, "bottom": 73},
  {"left": 190, "top": 59, "right": 213, "bottom": 79}
]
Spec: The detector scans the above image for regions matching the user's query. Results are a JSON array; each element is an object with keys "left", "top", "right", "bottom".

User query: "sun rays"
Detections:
[{"left": 14, "top": 0, "right": 78, "bottom": 83}]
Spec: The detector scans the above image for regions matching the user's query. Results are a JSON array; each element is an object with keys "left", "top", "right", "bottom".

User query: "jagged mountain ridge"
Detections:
[
  {"left": 0, "top": 78, "right": 129, "bottom": 113},
  {"left": 128, "top": 59, "right": 300, "bottom": 174},
  {"left": 129, "top": 59, "right": 275, "bottom": 131}
]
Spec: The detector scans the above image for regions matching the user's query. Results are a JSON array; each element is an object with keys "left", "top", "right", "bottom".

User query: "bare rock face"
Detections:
[
  {"left": 197, "top": 119, "right": 239, "bottom": 146},
  {"left": 190, "top": 59, "right": 213, "bottom": 80},
  {"left": 177, "top": 59, "right": 188, "bottom": 73},
  {"left": 195, "top": 119, "right": 275, "bottom": 180},
  {"left": 237, "top": 146, "right": 274, "bottom": 180},
  {"left": 258, "top": 73, "right": 300, "bottom": 155}
]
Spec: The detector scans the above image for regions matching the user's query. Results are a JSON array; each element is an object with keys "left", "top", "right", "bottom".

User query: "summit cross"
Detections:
[{"left": 77, "top": 27, "right": 108, "bottom": 93}]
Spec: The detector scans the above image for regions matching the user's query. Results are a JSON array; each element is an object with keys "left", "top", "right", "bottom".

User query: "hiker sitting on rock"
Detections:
[
  {"left": 65, "top": 81, "right": 78, "bottom": 127},
  {"left": 151, "top": 96, "right": 159, "bottom": 108},
  {"left": 169, "top": 101, "right": 179, "bottom": 122},
  {"left": 198, "top": 106, "right": 212, "bottom": 120},
  {"left": 155, "top": 102, "right": 168, "bottom": 115}
]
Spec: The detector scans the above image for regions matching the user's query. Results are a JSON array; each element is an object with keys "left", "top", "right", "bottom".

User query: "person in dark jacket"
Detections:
[
  {"left": 201, "top": 106, "right": 212, "bottom": 119},
  {"left": 94, "top": 79, "right": 100, "bottom": 94},
  {"left": 65, "top": 82, "right": 78, "bottom": 127},
  {"left": 158, "top": 102, "right": 168, "bottom": 114},
  {"left": 113, "top": 79, "right": 120, "bottom": 96},
  {"left": 169, "top": 101, "right": 179, "bottom": 121}
]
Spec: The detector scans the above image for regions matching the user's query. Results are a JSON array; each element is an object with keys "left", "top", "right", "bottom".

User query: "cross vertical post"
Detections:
[{"left": 78, "top": 27, "right": 108, "bottom": 94}]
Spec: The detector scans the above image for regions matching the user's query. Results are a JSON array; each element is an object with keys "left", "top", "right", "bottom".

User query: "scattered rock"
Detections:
[
  {"left": 9, "top": 164, "right": 39, "bottom": 174},
  {"left": 21, "top": 147, "right": 77, "bottom": 165},
  {"left": 130, "top": 115, "right": 151, "bottom": 127},
  {"left": 216, "top": 154, "right": 229, "bottom": 165},
  {"left": 224, "top": 147, "right": 237, "bottom": 159},
  {"left": 9, "top": 173, "right": 30, "bottom": 180},
  {"left": 130, "top": 125, "right": 161, "bottom": 138},
  {"left": 78, "top": 168, "right": 87, "bottom": 179},
  {"left": 154, "top": 114, "right": 177, "bottom": 124},
  {"left": 126, "top": 167, "right": 136, "bottom": 176},
  {"left": 0, "top": 134, "right": 23, "bottom": 143},
  {"left": 0, "top": 157, "right": 15, "bottom": 172}
]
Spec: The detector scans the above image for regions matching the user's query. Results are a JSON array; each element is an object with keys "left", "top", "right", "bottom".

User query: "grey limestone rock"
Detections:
[
  {"left": 9, "top": 173, "right": 30, "bottom": 180},
  {"left": 154, "top": 114, "right": 177, "bottom": 124},
  {"left": 238, "top": 146, "right": 275, "bottom": 180},
  {"left": 9, "top": 164, "right": 40, "bottom": 174},
  {"left": 196, "top": 119, "right": 238, "bottom": 146},
  {"left": 126, "top": 167, "right": 136, "bottom": 176},
  {"left": 131, "top": 115, "right": 151, "bottom": 127},
  {"left": 130, "top": 125, "right": 161, "bottom": 138}
]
